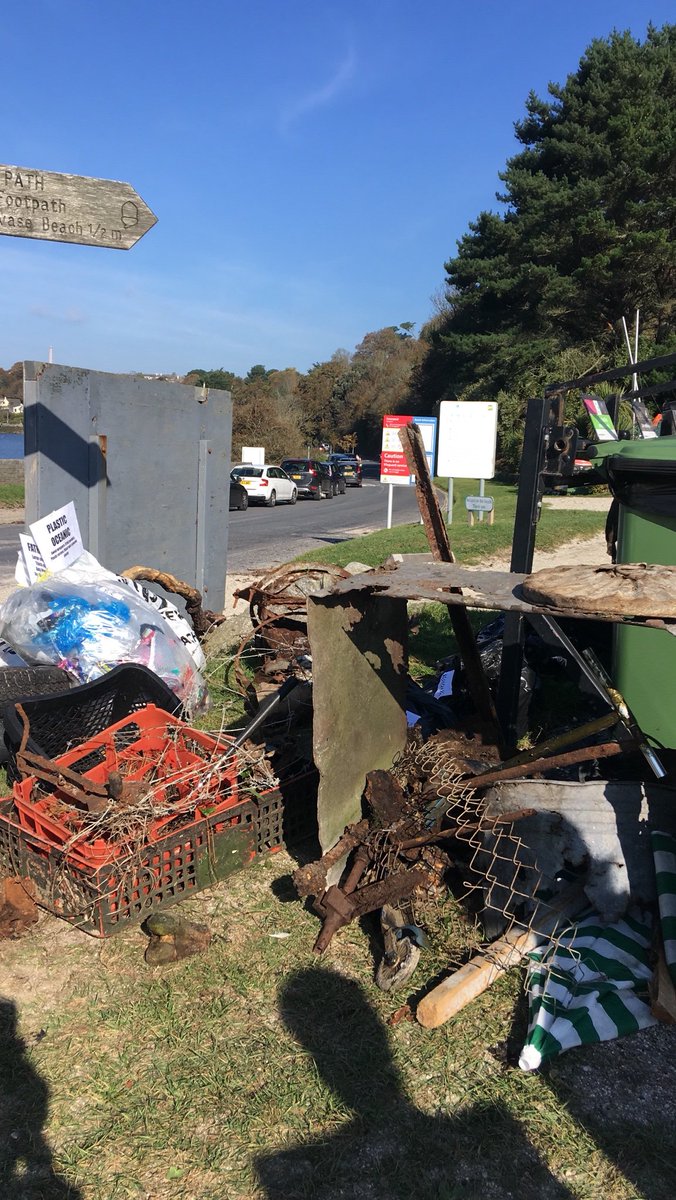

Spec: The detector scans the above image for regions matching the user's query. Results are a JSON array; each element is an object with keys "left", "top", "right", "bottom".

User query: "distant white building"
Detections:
[
  {"left": 0, "top": 397, "right": 9, "bottom": 409},
  {"left": 10, "top": 404, "right": 23, "bottom": 415}
]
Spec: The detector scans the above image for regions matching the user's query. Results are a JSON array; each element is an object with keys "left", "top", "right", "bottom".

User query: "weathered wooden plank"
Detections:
[{"left": 0, "top": 164, "right": 157, "bottom": 249}]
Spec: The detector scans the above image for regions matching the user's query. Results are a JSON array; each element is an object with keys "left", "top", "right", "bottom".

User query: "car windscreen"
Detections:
[
  {"left": 281, "top": 460, "right": 310, "bottom": 471},
  {"left": 232, "top": 467, "right": 263, "bottom": 477}
]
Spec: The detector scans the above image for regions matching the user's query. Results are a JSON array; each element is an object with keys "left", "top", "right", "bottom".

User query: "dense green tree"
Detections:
[
  {"left": 297, "top": 351, "right": 351, "bottom": 449},
  {"left": 183, "top": 367, "right": 238, "bottom": 392},
  {"left": 231, "top": 364, "right": 305, "bottom": 462},
  {"left": 338, "top": 326, "right": 425, "bottom": 452},
  {"left": 416, "top": 25, "right": 676, "bottom": 417}
]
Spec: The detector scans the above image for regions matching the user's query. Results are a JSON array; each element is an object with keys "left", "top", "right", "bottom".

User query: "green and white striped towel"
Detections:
[
  {"left": 652, "top": 830, "right": 676, "bottom": 987},
  {"left": 519, "top": 908, "right": 657, "bottom": 1071}
]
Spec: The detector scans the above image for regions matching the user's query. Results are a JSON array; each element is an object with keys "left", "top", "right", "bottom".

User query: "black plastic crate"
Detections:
[
  {"left": 0, "top": 798, "right": 257, "bottom": 937},
  {"left": 2, "top": 663, "right": 181, "bottom": 780},
  {"left": 0, "top": 665, "right": 71, "bottom": 703},
  {"left": 248, "top": 766, "right": 319, "bottom": 855},
  {"left": 0, "top": 665, "right": 72, "bottom": 766}
]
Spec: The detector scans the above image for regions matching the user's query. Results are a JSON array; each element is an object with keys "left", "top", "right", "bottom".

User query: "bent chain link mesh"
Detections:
[{"left": 390, "top": 735, "right": 579, "bottom": 974}]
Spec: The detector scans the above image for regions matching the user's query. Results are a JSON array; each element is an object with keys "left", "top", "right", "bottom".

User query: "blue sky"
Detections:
[{"left": 1, "top": 1, "right": 672, "bottom": 378}]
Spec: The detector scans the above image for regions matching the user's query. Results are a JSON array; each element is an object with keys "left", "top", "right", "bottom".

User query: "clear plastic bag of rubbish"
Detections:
[{"left": 0, "top": 575, "right": 206, "bottom": 711}]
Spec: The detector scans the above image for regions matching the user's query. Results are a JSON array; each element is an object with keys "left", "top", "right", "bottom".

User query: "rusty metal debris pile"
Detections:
[
  {"left": 232, "top": 562, "right": 349, "bottom": 696},
  {"left": 296, "top": 423, "right": 676, "bottom": 1042}
]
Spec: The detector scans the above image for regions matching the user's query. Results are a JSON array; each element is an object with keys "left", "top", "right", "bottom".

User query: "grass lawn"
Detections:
[
  {"left": 298, "top": 477, "right": 606, "bottom": 568},
  {"left": 0, "top": 482, "right": 25, "bottom": 508},
  {"left": 2, "top": 483, "right": 674, "bottom": 1200},
  {"left": 2, "top": 848, "right": 672, "bottom": 1200}
]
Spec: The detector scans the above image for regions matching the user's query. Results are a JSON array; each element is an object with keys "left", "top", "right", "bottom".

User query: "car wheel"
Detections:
[
  {"left": 290, "top": 488, "right": 297, "bottom": 505},
  {"left": 267, "top": 489, "right": 276, "bottom": 507},
  {"left": 239, "top": 493, "right": 248, "bottom": 511}
]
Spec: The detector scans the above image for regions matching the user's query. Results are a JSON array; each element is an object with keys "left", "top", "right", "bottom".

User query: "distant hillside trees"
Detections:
[
  {"left": 0, "top": 363, "right": 24, "bottom": 402},
  {"left": 185, "top": 323, "right": 425, "bottom": 460}
]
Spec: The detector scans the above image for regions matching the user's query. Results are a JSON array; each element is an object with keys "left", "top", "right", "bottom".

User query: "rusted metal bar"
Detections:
[
  {"left": 313, "top": 843, "right": 372, "bottom": 953},
  {"left": 293, "top": 819, "right": 370, "bottom": 899},
  {"left": 468, "top": 711, "right": 620, "bottom": 781},
  {"left": 466, "top": 739, "right": 626, "bottom": 788},
  {"left": 16, "top": 704, "right": 109, "bottom": 814},
  {"left": 398, "top": 423, "right": 502, "bottom": 746},
  {"left": 397, "top": 807, "right": 537, "bottom": 849}
]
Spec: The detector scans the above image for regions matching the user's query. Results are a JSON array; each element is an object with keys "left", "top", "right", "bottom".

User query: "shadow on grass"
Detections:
[
  {"left": 493, "top": 989, "right": 676, "bottom": 1200},
  {"left": 255, "top": 967, "right": 575, "bottom": 1200},
  {"left": 545, "top": 1024, "right": 676, "bottom": 1200},
  {"left": 0, "top": 999, "right": 82, "bottom": 1200}
]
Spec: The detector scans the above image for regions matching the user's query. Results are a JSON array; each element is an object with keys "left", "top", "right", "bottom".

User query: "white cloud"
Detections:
[{"left": 280, "top": 47, "right": 356, "bottom": 133}]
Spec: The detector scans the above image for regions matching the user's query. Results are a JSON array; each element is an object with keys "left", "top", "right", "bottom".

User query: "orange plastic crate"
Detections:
[{"left": 12, "top": 705, "right": 239, "bottom": 867}]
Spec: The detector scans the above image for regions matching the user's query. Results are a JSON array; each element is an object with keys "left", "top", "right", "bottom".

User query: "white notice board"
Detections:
[{"left": 437, "top": 401, "right": 498, "bottom": 479}]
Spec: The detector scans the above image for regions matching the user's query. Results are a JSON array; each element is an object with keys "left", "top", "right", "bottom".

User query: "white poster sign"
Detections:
[
  {"left": 437, "top": 401, "right": 498, "bottom": 479},
  {"left": 29, "top": 501, "right": 84, "bottom": 574},
  {"left": 18, "top": 534, "right": 47, "bottom": 584}
]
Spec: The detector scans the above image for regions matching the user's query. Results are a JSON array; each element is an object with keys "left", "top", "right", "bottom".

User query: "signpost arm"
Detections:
[{"left": 399, "top": 424, "right": 502, "bottom": 744}]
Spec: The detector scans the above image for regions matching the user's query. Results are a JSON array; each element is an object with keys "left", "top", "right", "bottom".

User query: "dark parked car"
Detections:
[
  {"left": 279, "top": 459, "right": 333, "bottom": 500},
  {"left": 328, "top": 454, "right": 362, "bottom": 487},
  {"left": 229, "top": 474, "right": 249, "bottom": 510}
]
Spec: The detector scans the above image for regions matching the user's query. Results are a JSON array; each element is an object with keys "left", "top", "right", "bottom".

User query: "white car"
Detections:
[{"left": 230, "top": 465, "right": 298, "bottom": 507}]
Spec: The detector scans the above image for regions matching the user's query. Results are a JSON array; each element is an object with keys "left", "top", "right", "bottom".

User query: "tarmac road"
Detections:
[
  {"left": 0, "top": 465, "right": 423, "bottom": 598},
  {"left": 226, "top": 469, "right": 422, "bottom": 573}
]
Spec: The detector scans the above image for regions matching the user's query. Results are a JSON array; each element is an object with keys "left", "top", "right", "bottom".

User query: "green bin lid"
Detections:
[{"left": 586, "top": 435, "right": 676, "bottom": 476}]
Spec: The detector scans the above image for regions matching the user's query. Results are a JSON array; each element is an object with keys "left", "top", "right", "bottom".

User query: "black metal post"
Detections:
[{"left": 496, "top": 396, "right": 549, "bottom": 751}]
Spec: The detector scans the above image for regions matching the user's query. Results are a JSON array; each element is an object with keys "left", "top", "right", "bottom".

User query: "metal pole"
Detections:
[
  {"left": 386, "top": 483, "right": 393, "bottom": 529},
  {"left": 622, "top": 315, "right": 638, "bottom": 437},
  {"left": 496, "top": 395, "right": 550, "bottom": 752},
  {"left": 479, "top": 477, "right": 485, "bottom": 522},
  {"left": 447, "top": 477, "right": 453, "bottom": 525}
]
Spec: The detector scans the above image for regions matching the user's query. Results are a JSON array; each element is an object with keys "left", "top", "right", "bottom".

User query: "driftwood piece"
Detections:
[{"left": 121, "top": 566, "right": 225, "bottom": 639}]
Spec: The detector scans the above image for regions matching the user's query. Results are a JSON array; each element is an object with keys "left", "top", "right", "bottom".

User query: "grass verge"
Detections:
[
  {"left": 0, "top": 482, "right": 24, "bottom": 507},
  {"left": 297, "top": 478, "right": 606, "bottom": 568}
]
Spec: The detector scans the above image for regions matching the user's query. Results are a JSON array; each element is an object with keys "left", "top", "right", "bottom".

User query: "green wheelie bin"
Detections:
[{"left": 589, "top": 435, "right": 676, "bottom": 749}]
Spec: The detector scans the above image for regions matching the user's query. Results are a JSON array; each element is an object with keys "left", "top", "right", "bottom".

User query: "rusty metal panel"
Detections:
[
  {"left": 324, "top": 556, "right": 676, "bottom": 633},
  {"left": 308, "top": 590, "right": 408, "bottom": 852},
  {"left": 23, "top": 362, "right": 232, "bottom": 607}
]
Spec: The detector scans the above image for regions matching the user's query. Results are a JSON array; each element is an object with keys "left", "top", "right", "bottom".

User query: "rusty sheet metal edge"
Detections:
[
  {"left": 307, "top": 590, "right": 408, "bottom": 856},
  {"left": 316, "top": 555, "right": 676, "bottom": 631}
]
